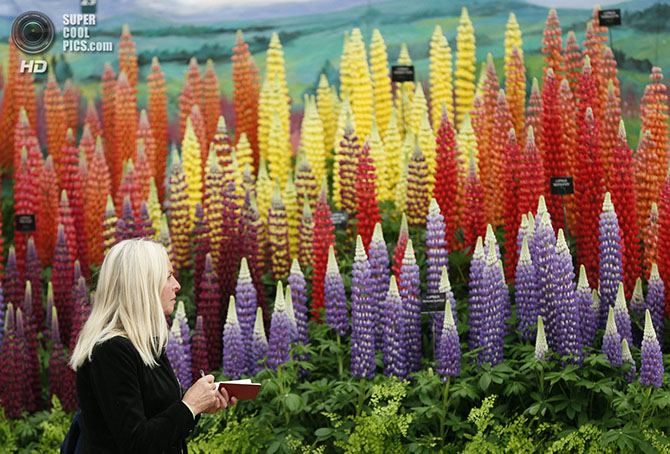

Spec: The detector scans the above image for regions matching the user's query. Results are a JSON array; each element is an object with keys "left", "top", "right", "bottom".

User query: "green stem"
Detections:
[
  {"left": 638, "top": 387, "right": 654, "bottom": 428},
  {"left": 438, "top": 377, "right": 452, "bottom": 445},
  {"left": 538, "top": 367, "right": 545, "bottom": 396},
  {"left": 355, "top": 378, "right": 366, "bottom": 418},
  {"left": 337, "top": 334, "right": 343, "bottom": 378}
]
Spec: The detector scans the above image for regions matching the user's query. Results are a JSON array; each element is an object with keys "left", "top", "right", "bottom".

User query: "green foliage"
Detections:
[{"left": 188, "top": 409, "right": 273, "bottom": 454}]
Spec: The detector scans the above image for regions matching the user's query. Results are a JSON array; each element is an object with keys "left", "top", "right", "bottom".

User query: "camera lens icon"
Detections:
[{"left": 12, "top": 11, "right": 55, "bottom": 54}]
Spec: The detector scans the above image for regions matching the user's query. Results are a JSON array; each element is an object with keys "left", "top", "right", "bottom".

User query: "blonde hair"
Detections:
[{"left": 70, "top": 238, "right": 170, "bottom": 370}]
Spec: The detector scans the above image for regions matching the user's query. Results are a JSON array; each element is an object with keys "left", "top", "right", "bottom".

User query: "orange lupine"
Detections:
[
  {"left": 203, "top": 60, "right": 222, "bottom": 144},
  {"left": 62, "top": 79, "right": 78, "bottom": 133},
  {"left": 0, "top": 38, "right": 20, "bottom": 170},
  {"left": 136, "top": 110, "right": 157, "bottom": 184},
  {"left": 232, "top": 31, "right": 261, "bottom": 166},
  {"left": 147, "top": 57, "right": 168, "bottom": 200},
  {"left": 44, "top": 73, "right": 67, "bottom": 175},
  {"left": 101, "top": 62, "right": 116, "bottom": 155},
  {"left": 541, "top": 9, "right": 564, "bottom": 83},
  {"left": 118, "top": 25, "right": 138, "bottom": 95},
  {"left": 178, "top": 76, "right": 195, "bottom": 145},
  {"left": 505, "top": 46, "right": 526, "bottom": 145},
  {"left": 84, "top": 137, "right": 111, "bottom": 266},
  {"left": 112, "top": 72, "right": 138, "bottom": 193}
]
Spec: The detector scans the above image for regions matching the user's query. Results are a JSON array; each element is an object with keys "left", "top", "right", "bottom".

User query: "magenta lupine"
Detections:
[
  {"left": 52, "top": 224, "right": 74, "bottom": 346},
  {"left": 69, "top": 276, "right": 89, "bottom": 351},
  {"left": 0, "top": 283, "right": 4, "bottom": 344},
  {"left": 426, "top": 199, "right": 449, "bottom": 294},
  {"left": 640, "top": 309, "right": 664, "bottom": 388},
  {"left": 324, "top": 246, "right": 348, "bottom": 337},
  {"left": 190, "top": 315, "right": 208, "bottom": 384},
  {"left": 598, "top": 192, "right": 624, "bottom": 328},
  {"left": 219, "top": 181, "right": 243, "bottom": 306},
  {"left": 268, "top": 281, "right": 292, "bottom": 370},
  {"left": 250, "top": 307, "right": 269, "bottom": 375},
  {"left": 436, "top": 289, "right": 460, "bottom": 380},
  {"left": 223, "top": 296, "right": 246, "bottom": 379},
  {"left": 1, "top": 305, "right": 28, "bottom": 418},
  {"left": 399, "top": 239, "right": 422, "bottom": 372},
  {"left": 468, "top": 237, "right": 486, "bottom": 353},
  {"left": 25, "top": 238, "right": 44, "bottom": 332},
  {"left": 576, "top": 265, "right": 598, "bottom": 348},
  {"left": 115, "top": 196, "right": 136, "bottom": 241},
  {"left": 602, "top": 307, "right": 622, "bottom": 367},
  {"left": 621, "top": 339, "right": 636, "bottom": 383},
  {"left": 549, "top": 230, "right": 583, "bottom": 364},
  {"left": 167, "top": 312, "right": 192, "bottom": 388},
  {"left": 235, "top": 258, "right": 257, "bottom": 359},
  {"left": 135, "top": 201, "right": 156, "bottom": 238},
  {"left": 383, "top": 276, "right": 408, "bottom": 380},
  {"left": 268, "top": 182, "right": 290, "bottom": 280},
  {"left": 198, "top": 253, "right": 222, "bottom": 369},
  {"left": 613, "top": 283, "right": 633, "bottom": 348},
  {"left": 368, "top": 223, "right": 390, "bottom": 349},
  {"left": 287, "top": 259, "right": 309, "bottom": 351},
  {"left": 646, "top": 264, "right": 665, "bottom": 347},
  {"left": 516, "top": 236, "right": 540, "bottom": 340},
  {"left": 535, "top": 316, "right": 549, "bottom": 360},
  {"left": 49, "top": 307, "right": 77, "bottom": 412},
  {"left": 2, "top": 247, "right": 22, "bottom": 312},
  {"left": 533, "top": 212, "right": 557, "bottom": 346},
  {"left": 17, "top": 308, "right": 39, "bottom": 412},
  {"left": 192, "top": 203, "right": 211, "bottom": 297},
  {"left": 351, "top": 235, "right": 376, "bottom": 379},
  {"left": 241, "top": 190, "right": 268, "bottom": 324}
]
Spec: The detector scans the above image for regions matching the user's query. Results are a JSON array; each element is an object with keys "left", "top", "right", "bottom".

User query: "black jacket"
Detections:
[{"left": 76, "top": 336, "right": 197, "bottom": 454}]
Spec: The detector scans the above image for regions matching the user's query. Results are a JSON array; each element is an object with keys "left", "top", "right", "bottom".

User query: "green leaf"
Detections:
[
  {"left": 284, "top": 393, "right": 302, "bottom": 413},
  {"left": 479, "top": 373, "right": 491, "bottom": 391},
  {"left": 314, "top": 428, "right": 332, "bottom": 438}
]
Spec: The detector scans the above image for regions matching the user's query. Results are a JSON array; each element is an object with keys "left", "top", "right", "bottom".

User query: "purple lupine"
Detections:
[
  {"left": 45, "top": 283, "right": 54, "bottom": 339},
  {"left": 515, "top": 213, "right": 529, "bottom": 262},
  {"left": 468, "top": 237, "right": 486, "bottom": 353},
  {"left": 287, "top": 259, "right": 309, "bottom": 349},
  {"left": 515, "top": 236, "right": 540, "bottom": 340},
  {"left": 535, "top": 316, "right": 549, "bottom": 360},
  {"left": 250, "top": 307, "right": 269, "bottom": 375},
  {"left": 382, "top": 276, "right": 408, "bottom": 380},
  {"left": 399, "top": 238, "right": 422, "bottom": 373},
  {"left": 173, "top": 302, "right": 192, "bottom": 387},
  {"left": 646, "top": 264, "right": 665, "bottom": 347},
  {"left": 2, "top": 247, "right": 22, "bottom": 314},
  {"left": 630, "top": 277, "right": 645, "bottom": 347},
  {"left": 532, "top": 212, "right": 557, "bottom": 348},
  {"left": 284, "top": 285, "right": 298, "bottom": 343},
  {"left": 0, "top": 282, "right": 4, "bottom": 346},
  {"left": 190, "top": 315, "right": 208, "bottom": 384},
  {"left": 115, "top": 195, "right": 136, "bottom": 241},
  {"left": 135, "top": 201, "right": 156, "bottom": 238},
  {"left": 1, "top": 305, "right": 28, "bottom": 418},
  {"left": 436, "top": 289, "right": 460, "bottom": 380},
  {"left": 477, "top": 241, "right": 507, "bottom": 366},
  {"left": 267, "top": 281, "right": 292, "bottom": 370},
  {"left": 576, "top": 265, "right": 598, "bottom": 348},
  {"left": 602, "top": 307, "right": 622, "bottom": 367},
  {"left": 25, "top": 237, "right": 44, "bottom": 332},
  {"left": 174, "top": 300, "right": 191, "bottom": 346},
  {"left": 640, "top": 309, "right": 664, "bottom": 388},
  {"left": 433, "top": 266, "right": 457, "bottom": 346},
  {"left": 621, "top": 339, "right": 636, "bottom": 383},
  {"left": 324, "top": 246, "right": 348, "bottom": 337},
  {"left": 235, "top": 258, "right": 258, "bottom": 359},
  {"left": 48, "top": 307, "right": 76, "bottom": 412},
  {"left": 351, "top": 235, "right": 376, "bottom": 379},
  {"left": 426, "top": 199, "right": 449, "bottom": 294},
  {"left": 524, "top": 211, "right": 536, "bottom": 259},
  {"left": 484, "top": 224, "right": 501, "bottom": 262},
  {"left": 69, "top": 276, "right": 89, "bottom": 351},
  {"left": 198, "top": 253, "right": 222, "bottom": 370},
  {"left": 613, "top": 282, "right": 633, "bottom": 348},
  {"left": 598, "top": 192, "right": 624, "bottom": 329},
  {"left": 368, "top": 223, "right": 390, "bottom": 350},
  {"left": 533, "top": 195, "right": 548, "bottom": 232},
  {"left": 549, "top": 230, "right": 583, "bottom": 364},
  {"left": 167, "top": 313, "right": 192, "bottom": 388},
  {"left": 222, "top": 296, "right": 246, "bottom": 379},
  {"left": 52, "top": 224, "right": 74, "bottom": 346}
]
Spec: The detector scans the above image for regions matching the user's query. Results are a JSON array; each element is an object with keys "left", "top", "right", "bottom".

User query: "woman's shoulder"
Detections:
[{"left": 91, "top": 336, "right": 138, "bottom": 362}]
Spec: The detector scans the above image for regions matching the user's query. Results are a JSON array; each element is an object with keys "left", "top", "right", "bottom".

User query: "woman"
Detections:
[{"left": 70, "top": 238, "right": 234, "bottom": 453}]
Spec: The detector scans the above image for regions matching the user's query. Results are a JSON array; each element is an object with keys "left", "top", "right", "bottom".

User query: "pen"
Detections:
[{"left": 200, "top": 369, "right": 205, "bottom": 379}]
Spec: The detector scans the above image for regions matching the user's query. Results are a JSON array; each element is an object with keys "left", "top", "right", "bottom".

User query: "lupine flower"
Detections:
[
  {"left": 235, "top": 258, "right": 257, "bottom": 364},
  {"left": 468, "top": 237, "right": 486, "bottom": 352},
  {"left": 223, "top": 296, "right": 246, "bottom": 380},
  {"left": 646, "top": 264, "right": 665, "bottom": 347},
  {"left": 52, "top": 225, "right": 74, "bottom": 346},
  {"left": 311, "top": 181, "right": 335, "bottom": 320},
  {"left": 602, "top": 307, "right": 622, "bottom": 367},
  {"left": 621, "top": 339, "right": 636, "bottom": 383},
  {"left": 535, "top": 316, "right": 549, "bottom": 360},
  {"left": 298, "top": 198, "right": 314, "bottom": 269},
  {"left": 629, "top": 277, "right": 645, "bottom": 346},
  {"left": 432, "top": 265, "right": 458, "bottom": 344},
  {"left": 640, "top": 309, "right": 664, "bottom": 388},
  {"left": 294, "top": 152, "right": 318, "bottom": 212},
  {"left": 48, "top": 307, "right": 77, "bottom": 412},
  {"left": 284, "top": 172, "right": 299, "bottom": 259},
  {"left": 166, "top": 149, "right": 191, "bottom": 272},
  {"left": 407, "top": 142, "right": 430, "bottom": 226},
  {"left": 69, "top": 276, "right": 89, "bottom": 351},
  {"left": 516, "top": 236, "right": 540, "bottom": 340},
  {"left": 598, "top": 192, "right": 624, "bottom": 327},
  {"left": 462, "top": 148, "right": 487, "bottom": 251},
  {"left": 436, "top": 288, "right": 460, "bottom": 380},
  {"left": 218, "top": 180, "right": 242, "bottom": 306},
  {"left": 576, "top": 265, "right": 598, "bottom": 348},
  {"left": 382, "top": 276, "right": 408, "bottom": 380},
  {"left": 2, "top": 247, "right": 22, "bottom": 312},
  {"left": 135, "top": 201, "right": 155, "bottom": 238},
  {"left": 368, "top": 223, "right": 390, "bottom": 349},
  {"left": 190, "top": 315, "right": 208, "bottom": 384},
  {"left": 324, "top": 246, "right": 348, "bottom": 337},
  {"left": 351, "top": 236, "right": 376, "bottom": 379},
  {"left": 241, "top": 191, "right": 268, "bottom": 320},
  {"left": 167, "top": 311, "right": 192, "bottom": 388},
  {"left": 284, "top": 285, "right": 299, "bottom": 343},
  {"left": 268, "top": 281, "right": 292, "bottom": 370},
  {"left": 426, "top": 199, "right": 449, "bottom": 294},
  {"left": 191, "top": 203, "right": 211, "bottom": 297},
  {"left": 287, "top": 260, "right": 309, "bottom": 351},
  {"left": 25, "top": 238, "right": 44, "bottom": 331},
  {"left": 613, "top": 283, "right": 633, "bottom": 348},
  {"left": 268, "top": 182, "right": 291, "bottom": 279},
  {"left": 533, "top": 212, "right": 557, "bottom": 344},
  {"left": 476, "top": 241, "right": 507, "bottom": 366},
  {"left": 0, "top": 282, "right": 4, "bottom": 345},
  {"left": 355, "top": 139, "right": 381, "bottom": 249},
  {"left": 1, "top": 305, "right": 29, "bottom": 417},
  {"left": 392, "top": 213, "right": 409, "bottom": 283},
  {"left": 433, "top": 107, "right": 461, "bottom": 247},
  {"left": 250, "top": 307, "right": 269, "bottom": 375},
  {"left": 550, "top": 230, "right": 583, "bottom": 364},
  {"left": 198, "top": 253, "right": 222, "bottom": 369},
  {"left": 116, "top": 195, "right": 136, "bottom": 241},
  {"left": 399, "top": 239, "right": 422, "bottom": 372}
]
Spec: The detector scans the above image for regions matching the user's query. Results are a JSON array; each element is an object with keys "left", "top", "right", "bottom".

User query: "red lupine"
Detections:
[
  {"left": 14, "top": 68, "right": 37, "bottom": 145},
  {"left": 136, "top": 110, "right": 157, "bottom": 183},
  {"left": 84, "top": 98, "right": 103, "bottom": 146},
  {"left": 232, "top": 31, "right": 261, "bottom": 164},
  {"left": 0, "top": 38, "right": 20, "bottom": 170},
  {"left": 178, "top": 76, "right": 195, "bottom": 146},
  {"left": 488, "top": 89, "right": 513, "bottom": 226},
  {"left": 197, "top": 253, "right": 222, "bottom": 369},
  {"left": 575, "top": 108, "right": 604, "bottom": 286},
  {"left": 14, "top": 150, "right": 37, "bottom": 274},
  {"left": 118, "top": 25, "right": 139, "bottom": 94},
  {"left": 563, "top": 31, "right": 582, "bottom": 94},
  {"left": 192, "top": 203, "right": 211, "bottom": 298},
  {"left": 392, "top": 213, "right": 409, "bottom": 282},
  {"left": 36, "top": 156, "right": 59, "bottom": 266},
  {"left": 502, "top": 128, "right": 524, "bottom": 282},
  {"left": 112, "top": 72, "right": 138, "bottom": 194},
  {"left": 469, "top": 94, "right": 485, "bottom": 148},
  {"left": 433, "top": 107, "right": 462, "bottom": 247},
  {"left": 311, "top": 182, "right": 335, "bottom": 320},
  {"left": 44, "top": 73, "right": 67, "bottom": 175},
  {"left": 609, "top": 120, "right": 641, "bottom": 299},
  {"left": 657, "top": 171, "right": 670, "bottom": 317},
  {"left": 478, "top": 57, "right": 499, "bottom": 220},
  {"left": 148, "top": 57, "right": 168, "bottom": 200},
  {"left": 582, "top": 23, "right": 603, "bottom": 98},
  {"left": 101, "top": 62, "right": 116, "bottom": 155},
  {"left": 203, "top": 60, "right": 222, "bottom": 145},
  {"left": 601, "top": 81, "right": 621, "bottom": 188},
  {"left": 576, "top": 56, "right": 599, "bottom": 134},
  {"left": 517, "top": 127, "right": 545, "bottom": 229},
  {"left": 541, "top": 8, "right": 564, "bottom": 83},
  {"left": 52, "top": 224, "right": 74, "bottom": 346},
  {"left": 25, "top": 238, "right": 44, "bottom": 332},
  {"left": 558, "top": 79, "right": 578, "bottom": 232},
  {"left": 355, "top": 140, "right": 381, "bottom": 250},
  {"left": 49, "top": 307, "right": 77, "bottom": 412},
  {"left": 525, "top": 78, "right": 542, "bottom": 146},
  {"left": 84, "top": 137, "right": 111, "bottom": 266},
  {"left": 187, "top": 57, "right": 204, "bottom": 112},
  {"left": 116, "top": 160, "right": 141, "bottom": 218},
  {"left": 462, "top": 151, "right": 487, "bottom": 253},
  {"left": 13, "top": 108, "right": 37, "bottom": 177}
]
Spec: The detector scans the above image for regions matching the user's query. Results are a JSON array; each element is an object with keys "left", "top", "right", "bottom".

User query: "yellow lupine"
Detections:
[
  {"left": 230, "top": 148, "right": 245, "bottom": 206},
  {"left": 394, "top": 155, "right": 409, "bottom": 213},
  {"left": 384, "top": 108, "right": 403, "bottom": 197},
  {"left": 181, "top": 117, "right": 202, "bottom": 219},
  {"left": 256, "top": 157, "right": 272, "bottom": 222},
  {"left": 235, "top": 132, "right": 254, "bottom": 174},
  {"left": 283, "top": 171, "right": 299, "bottom": 259},
  {"left": 266, "top": 32, "right": 290, "bottom": 107},
  {"left": 301, "top": 96, "right": 327, "bottom": 185},
  {"left": 339, "top": 31, "right": 353, "bottom": 100},
  {"left": 429, "top": 26, "right": 454, "bottom": 131},
  {"left": 455, "top": 7, "right": 477, "bottom": 127},
  {"left": 147, "top": 177, "right": 162, "bottom": 238},
  {"left": 456, "top": 112, "right": 478, "bottom": 170},
  {"left": 504, "top": 13, "right": 523, "bottom": 65},
  {"left": 347, "top": 28, "right": 374, "bottom": 140},
  {"left": 418, "top": 108, "right": 437, "bottom": 190},
  {"left": 409, "top": 83, "right": 428, "bottom": 137},
  {"left": 475, "top": 61, "right": 487, "bottom": 98},
  {"left": 332, "top": 114, "right": 354, "bottom": 209},
  {"left": 369, "top": 29, "right": 393, "bottom": 139},
  {"left": 394, "top": 43, "right": 415, "bottom": 135},
  {"left": 316, "top": 74, "right": 336, "bottom": 157},
  {"left": 369, "top": 119, "right": 390, "bottom": 201},
  {"left": 268, "top": 110, "right": 290, "bottom": 186},
  {"left": 257, "top": 74, "right": 279, "bottom": 161},
  {"left": 333, "top": 95, "right": 354, "bottom": 152}
]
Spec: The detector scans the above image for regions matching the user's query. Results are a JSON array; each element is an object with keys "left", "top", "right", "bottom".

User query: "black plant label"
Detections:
[
  {"left": 331, "top": 210, "right": 348, "bottom": 229},
  {"left": 15, "top": 214, "right": 36, "bottom": 232},
  {"left": 421, "top": 293, "right": 446, "bottom": 313},
  {"left": 550, "top": 177, "right": 574, "bottom": 195},
  {"left": 391, "top": 65, "right": 415, "bottom": 82},
  {"left": 598, "top": 9, "right": 621, "bottom": 27}
]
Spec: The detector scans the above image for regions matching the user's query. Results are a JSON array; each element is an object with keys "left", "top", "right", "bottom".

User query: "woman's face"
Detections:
[{"left": 160, "top": 259, "right": 181, "bottom": 315}]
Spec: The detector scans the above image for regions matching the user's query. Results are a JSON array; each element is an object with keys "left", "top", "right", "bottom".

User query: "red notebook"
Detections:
[{"left": 216, "top": 379, "right": 261, "bottom": 400}]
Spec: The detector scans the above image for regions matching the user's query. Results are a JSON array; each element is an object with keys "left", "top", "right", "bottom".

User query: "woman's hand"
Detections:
[
  {"left": 182, "top": 374, "right": 225, "bottom": 415},
  {"left": 201, "top": 385, "right": 238, "bottom": 414}
]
